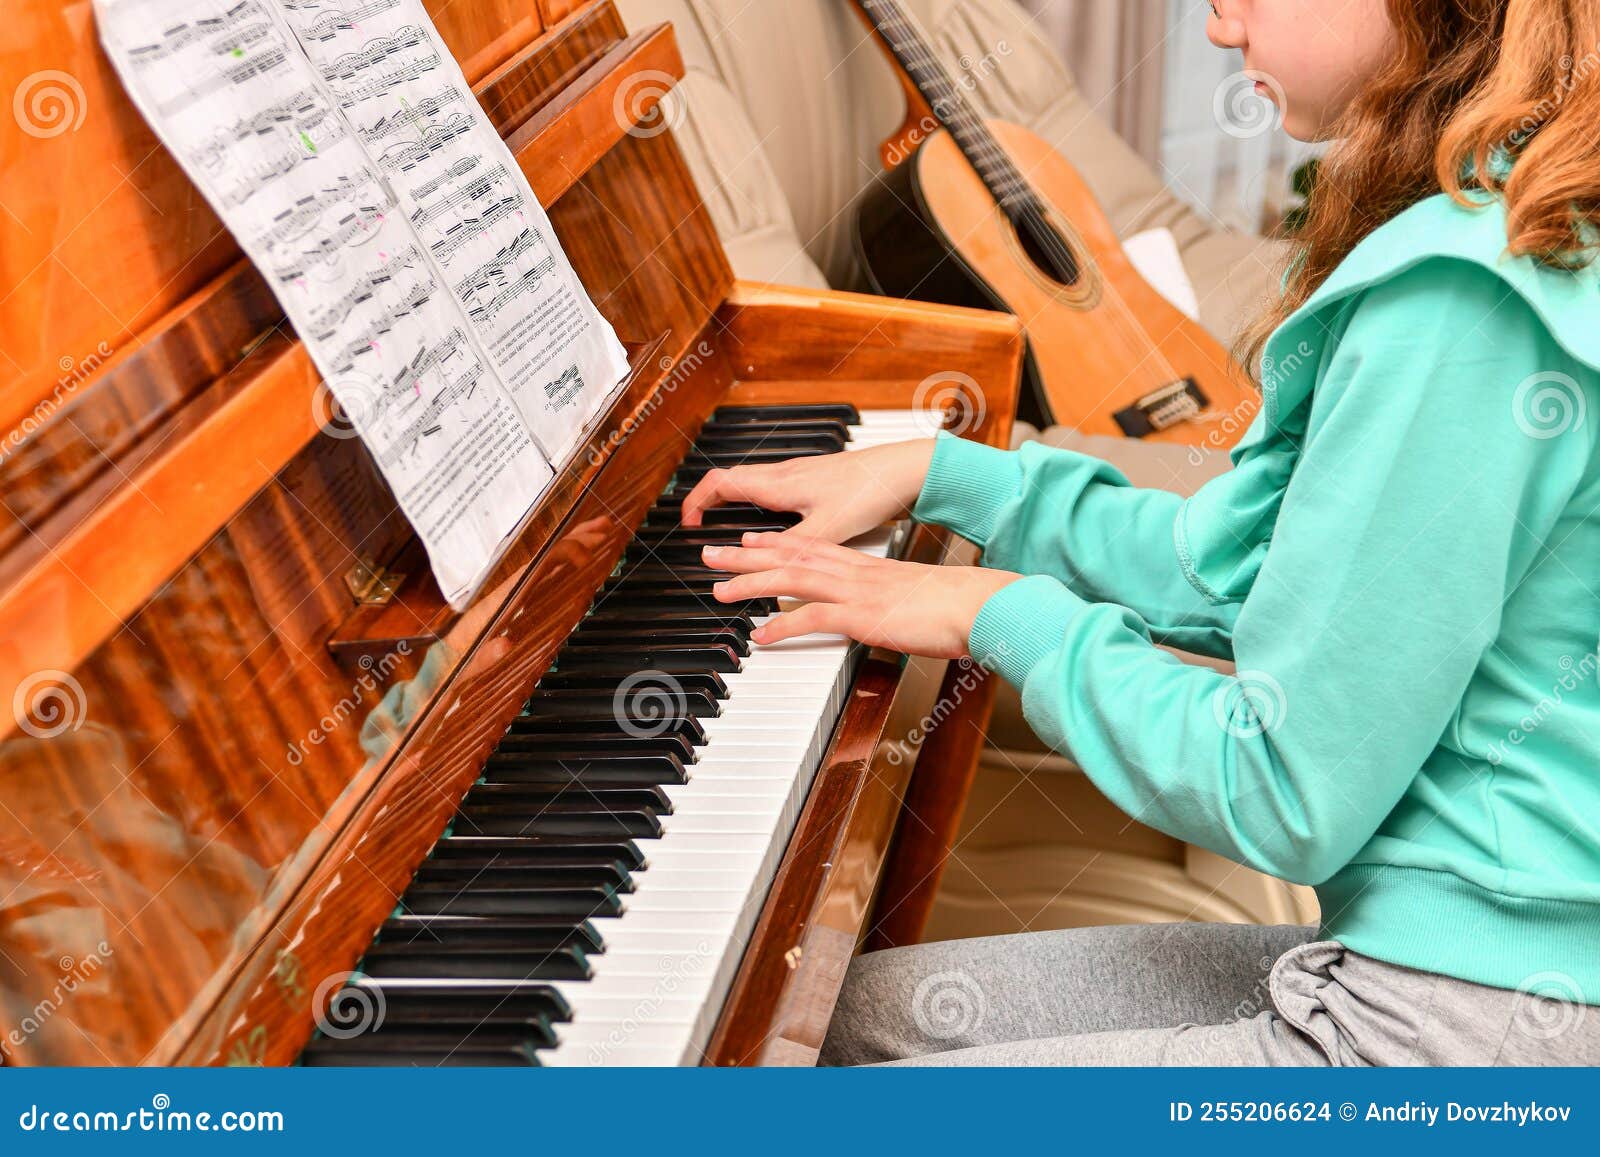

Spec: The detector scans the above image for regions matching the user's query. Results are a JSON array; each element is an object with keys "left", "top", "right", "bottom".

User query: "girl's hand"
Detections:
[
  {"left": 679, "top": 439, "right": 937, "bottom": 543},
  {"left": 702, "top": 533, "right": 1021, "bottom": 658}
]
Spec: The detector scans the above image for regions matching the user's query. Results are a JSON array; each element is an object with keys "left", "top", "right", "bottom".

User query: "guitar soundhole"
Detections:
[{"left": 1014, "top": 212, "right": 1082, "bottom": 287}]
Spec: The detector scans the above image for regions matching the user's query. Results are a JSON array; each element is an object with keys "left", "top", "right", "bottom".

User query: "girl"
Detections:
[{"left": 681, "top": 0, "right": 1600, "bottom": 1065}]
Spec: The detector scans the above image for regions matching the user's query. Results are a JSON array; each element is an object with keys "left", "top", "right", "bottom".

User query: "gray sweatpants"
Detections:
[{"left": 819, "top": 923, "right": 1600, "bottom": 1066}]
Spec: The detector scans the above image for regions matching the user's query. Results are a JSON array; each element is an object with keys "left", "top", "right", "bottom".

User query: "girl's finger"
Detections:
[
  {"left": 679, "top": 466, "right": 775, "bottom": 527},
  {"left": 712, "top": 566, "right": 844, "bottom": 605},
  {"left": 738, "top": 532, "right": 862, "bottom": 567},
  {"left": 750, "top": 601, "right": 843, "bottom": 646},
  {"left": 702, "top": 541, "right": 856, "bottom": 576}
]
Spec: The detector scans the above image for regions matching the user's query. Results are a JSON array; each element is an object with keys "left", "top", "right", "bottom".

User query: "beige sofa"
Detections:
[{"left": 614, "top": 0, "right": 1316, "bottom": 933}]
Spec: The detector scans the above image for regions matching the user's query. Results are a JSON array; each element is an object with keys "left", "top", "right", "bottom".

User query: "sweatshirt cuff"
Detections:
[
  {"left": 969, "top": 574, "right": 1086, "bottom": 689},
  {"left": 911, "top": 431, "right": 1023, "bottom": 547}
]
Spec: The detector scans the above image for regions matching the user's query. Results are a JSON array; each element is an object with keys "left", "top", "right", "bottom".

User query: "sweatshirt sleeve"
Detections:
[
  {"left": 964, "top": 261, "right": 1590, "bottom": 885},
  {"left": 914, "top": 433, "right": 1240, "bottom": 658}
]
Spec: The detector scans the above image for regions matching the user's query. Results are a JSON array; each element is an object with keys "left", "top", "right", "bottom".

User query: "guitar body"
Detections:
[{"left": 856, "top": 120, "right": 1256, "bottom": 443}]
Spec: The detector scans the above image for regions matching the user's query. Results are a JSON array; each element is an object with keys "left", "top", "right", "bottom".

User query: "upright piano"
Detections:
[{"left": 0, "top": 0, "right": 1021, "bottom": 1066}]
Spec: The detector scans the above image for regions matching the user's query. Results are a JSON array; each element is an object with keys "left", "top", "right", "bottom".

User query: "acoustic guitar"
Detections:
[{"left": 851, "top": 0, "right": 1256, "bottom": 443}]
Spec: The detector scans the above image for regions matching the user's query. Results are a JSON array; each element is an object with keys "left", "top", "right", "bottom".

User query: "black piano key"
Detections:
[
  {"left": 523, "top": 687, "right": 724, "bottom": 720},
  {"left": 568, "top": 625, "right": 750, "bottom": 654},
  {"left": 535, "top": 670, "right": 728, "bottom": 699},
  {"left": 378, "top": 915, "right": 604, "bottom": 957},
  {"left": 607, "top": 561, "right": 733, "bottom": 585},
  {"left": 357, "top": 980, "right": 574, "bottom": 1022},
  {"left": 490, "top": 733, "right": 697, "bottom": 761},
  {"left": 362, "top": 940, "right": 594, "bottom": 981},
  {"left": 301, "top": 1039, "right": 544, "bottom": 1067},
  {"left": 641, "top": 509, "right": 799, "bottom": 534},
  {"left": 683, "top": 446, "right": 832, "bottom": 471},
  {"left": 454, "top": 801, "right": 664, "bottom": 840},
  {"left": 412, "top": 855, "right": 632, "bottom": 891},
  {"left": 426, "top": 836, "right": 646, "bottom": 873},
  {"left": 401, "top": 881, "right": 625, "bottom": 918},
  {"left": 697, "top": 419, "right": 851, "bottom": 443},
  {"left": 711, "top": 402, "right": 860, "bottom": 424},
  {"left": 554, "top": 645, "right": 743, "bottom": 675},
  {"left": 349, "top": 1016, "right": 560, "bottom": 1050},
  {"left": 482, "top": 751, "right": 689, "bottom": 787},
  {"left": 462, "top": 783, "right": 673, "bottom": 816},
  {"left": 590, "top": 592, "right": 774, "bottom": 618},
  {"left": 690, "top": 429, "right": 846, "bottom": 453},
  {"left": 504, "top": 714, "right": 709, "bottom": 747}
]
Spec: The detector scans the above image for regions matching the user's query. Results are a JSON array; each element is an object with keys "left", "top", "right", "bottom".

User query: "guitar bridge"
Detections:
[{"left": 1113, "top": 378, "right": 1210, "bottom": 438}]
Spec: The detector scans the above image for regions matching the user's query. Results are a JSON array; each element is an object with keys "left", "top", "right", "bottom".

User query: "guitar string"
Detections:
[{"left": 868, "top": 0, "right": 1198, "bottom": 396}]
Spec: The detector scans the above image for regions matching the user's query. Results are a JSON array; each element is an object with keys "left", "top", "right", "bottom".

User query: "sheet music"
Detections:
[{"left": 94, "top": 0, "right": 630, "bottom": 608}]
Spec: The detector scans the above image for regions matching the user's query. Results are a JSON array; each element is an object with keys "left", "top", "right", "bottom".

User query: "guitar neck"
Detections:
[{"left": 855, "top": 0, "right": 1036, "bottom": 210}]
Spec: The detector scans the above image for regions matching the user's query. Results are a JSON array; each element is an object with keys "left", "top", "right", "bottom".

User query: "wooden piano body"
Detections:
[{"left": 0, "top": 0, "right": 1021, "bottom": 1065}]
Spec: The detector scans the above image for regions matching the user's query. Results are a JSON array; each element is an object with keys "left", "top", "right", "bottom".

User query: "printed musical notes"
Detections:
[{"left": 96, "top": 0, "right": 628, "bottom": 607}]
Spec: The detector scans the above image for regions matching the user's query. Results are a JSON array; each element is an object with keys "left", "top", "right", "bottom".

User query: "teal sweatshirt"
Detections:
[{"left": 915, "top": 192, "right": 1600, "bottom": 1001}]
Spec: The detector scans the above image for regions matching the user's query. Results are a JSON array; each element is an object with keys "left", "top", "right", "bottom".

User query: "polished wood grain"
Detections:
[
  {"left": 865, "top": 664, "right": 998, "bottom": 952},
  {"left": 0, "top": 0, "right": 1020, "bottom": 1067}
]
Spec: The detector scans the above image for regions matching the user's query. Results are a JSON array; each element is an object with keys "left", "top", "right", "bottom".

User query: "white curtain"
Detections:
[{"left": 1016, "top": 0, "right": 1168, "bottom": 164}]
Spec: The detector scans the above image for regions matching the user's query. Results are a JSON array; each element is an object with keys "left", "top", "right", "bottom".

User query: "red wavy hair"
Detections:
[{"left": 1243, "top": 0, "right": 1600, "bottom": 371}]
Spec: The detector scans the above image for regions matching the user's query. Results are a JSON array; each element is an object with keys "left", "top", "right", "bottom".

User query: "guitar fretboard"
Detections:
[{"left": 857, "top": 0, "right": 1039, "bottom": 212}]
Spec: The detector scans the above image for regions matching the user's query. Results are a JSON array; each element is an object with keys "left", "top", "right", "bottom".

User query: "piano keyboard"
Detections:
[{"left": 302, "top": 404, "right": 934, "bottom": 1067}]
